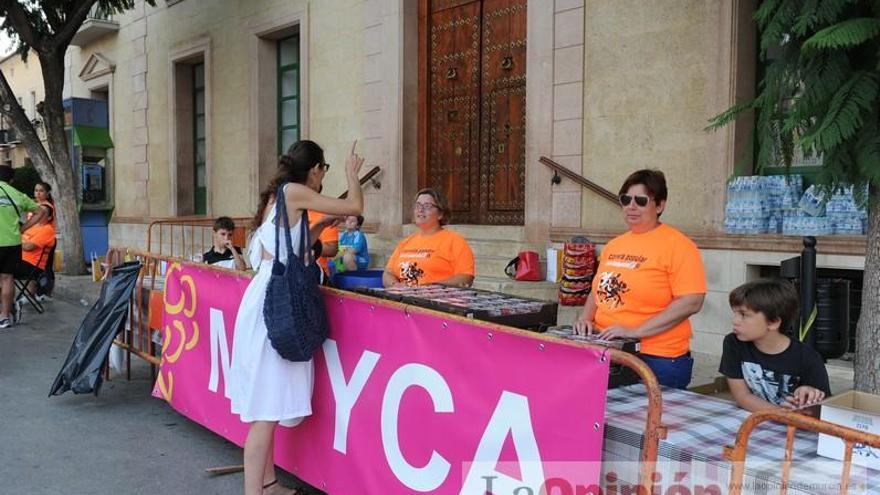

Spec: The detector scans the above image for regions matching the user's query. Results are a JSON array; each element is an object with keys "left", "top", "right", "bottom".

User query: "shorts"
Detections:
[{"left": 0, "top": 245, "right": 22, "bottom": 275}]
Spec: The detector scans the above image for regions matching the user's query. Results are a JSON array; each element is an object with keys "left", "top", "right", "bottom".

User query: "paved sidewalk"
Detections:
[{"left": 0, "top": 297, "right": 316, "bottom": 495}]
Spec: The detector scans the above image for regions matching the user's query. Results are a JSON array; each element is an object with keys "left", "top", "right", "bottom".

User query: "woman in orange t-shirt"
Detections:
[
  {"left": 574, "top": 169, "right": 706, "bottom": 389},
  {"left": 383, "top": 187, "right": 475, "bottom": 287}
]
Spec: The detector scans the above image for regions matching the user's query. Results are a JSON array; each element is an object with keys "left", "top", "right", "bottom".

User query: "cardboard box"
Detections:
[
  {"left": 817, "top": 390, "right": 880, "bottom": 469},
  {"left": 546, "top": 248, "right": 562, "bottom": 283}
]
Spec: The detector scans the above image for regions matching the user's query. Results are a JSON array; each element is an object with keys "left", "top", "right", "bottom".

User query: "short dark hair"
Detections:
[
  {"left": 729, "top": 278, "right": 800, "bottom": 335},
  {"left": 0, "top": 166, "right": 13, "bottom": 182},
  {"left": 415, "top": 187, "right": 452, "bottom": 226},
  {"left": 213, "top": 216, "right": 235, "bottom": 232},
  {"left": 618, "top": 169, "right": 668, "bottom": 212},
  {"left": 355, "top": 215, "right": 364, "bottom": 227}
]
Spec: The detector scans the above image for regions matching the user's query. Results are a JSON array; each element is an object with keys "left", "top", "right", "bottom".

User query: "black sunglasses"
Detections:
[
  {"left": 619, "top": 194, "right": 650, "bottom": 207},
  {"left": 320, "top": 163, "right": 330, "bottom": 172}
]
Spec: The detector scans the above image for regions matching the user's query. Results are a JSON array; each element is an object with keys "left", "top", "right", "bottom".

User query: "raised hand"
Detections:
[{"left": 346, "top": 140, "right": 365, "bottom": 178}]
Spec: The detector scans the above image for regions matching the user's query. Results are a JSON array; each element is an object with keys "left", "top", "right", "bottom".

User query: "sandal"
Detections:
[{"left": 263, "top": 479, "right": 298, "bottom": 494}]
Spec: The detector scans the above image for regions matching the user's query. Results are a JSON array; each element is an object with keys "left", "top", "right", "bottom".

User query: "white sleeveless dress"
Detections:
[{"left": 228, "top": 191, "right": 315, "bottom": 427}]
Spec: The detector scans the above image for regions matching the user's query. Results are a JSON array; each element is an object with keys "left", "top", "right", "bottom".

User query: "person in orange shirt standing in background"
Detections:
[
  {"left": 308, "top": 209, "right": 340, "bottom": 275},
  {"left": 383, "top": 187, "right": 474, "bottom": 287},
  {"left": 574, "top": 169, "right": 706, "bottom": 389}
]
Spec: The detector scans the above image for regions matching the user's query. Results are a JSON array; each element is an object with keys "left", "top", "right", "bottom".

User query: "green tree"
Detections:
[
  {"left": 708, "top": 0, "right": 880, "bottom": 392},
  {"left": 0, "top": 0, "right": 153, "bottom": 274}
]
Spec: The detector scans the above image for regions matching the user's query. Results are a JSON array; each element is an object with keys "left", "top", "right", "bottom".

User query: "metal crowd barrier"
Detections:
[
  {"left": 723, "top": 408, "right": 880, "bottom": 495},
  {"left": 146, "top": 216, "right": 252, "bottom": 259},
  {"left": 104, "top": 248, "right": 248, "bottom": 381}
]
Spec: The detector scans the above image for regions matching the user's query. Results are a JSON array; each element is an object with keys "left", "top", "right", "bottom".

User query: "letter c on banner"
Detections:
[{"left": 381, "top": 364, "right": 453, "bottom": 492}]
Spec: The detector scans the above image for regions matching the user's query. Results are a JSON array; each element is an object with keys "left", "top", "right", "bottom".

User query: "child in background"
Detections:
[
  {"left": 719, "top": 278, "right": 830, "bottom": 413},
  {"left": 336, "top": 215, "right": 369, "bottom": 272},
  {"left": 203, "top": 216, "right": 247, "bottom": 270}
]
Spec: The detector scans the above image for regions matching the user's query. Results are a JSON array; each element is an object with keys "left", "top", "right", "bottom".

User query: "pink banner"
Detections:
[{"left": 154, "top": 262, "right": 611, "bottom": 494}]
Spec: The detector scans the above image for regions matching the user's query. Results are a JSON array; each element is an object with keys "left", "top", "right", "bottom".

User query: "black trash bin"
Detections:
[{"left": 813, "top": 278, "right": 850, "bottom": 360}]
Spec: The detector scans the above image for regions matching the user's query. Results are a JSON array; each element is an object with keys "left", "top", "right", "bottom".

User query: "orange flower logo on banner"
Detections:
[{"left": 157, "top": 263, "right": 200, "bottom": 401}]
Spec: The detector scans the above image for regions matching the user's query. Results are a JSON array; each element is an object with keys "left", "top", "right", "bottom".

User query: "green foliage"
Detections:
[
  {"left": 801, "top": 71, "right": 878, "bottom": 149},
  {"left": 9, "top": 161, "right": 41, "bottom": 197},
  {"left": 802, "top": 18, "right": 880, "bottom": 52},
  {"left": 709, "top": 0, "right": 880, "bottom": 193}
]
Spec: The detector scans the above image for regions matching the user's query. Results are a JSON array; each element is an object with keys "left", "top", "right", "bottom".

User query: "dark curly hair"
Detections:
[{"left": 253, "top": 140, "right": 325, "bottom": 229}]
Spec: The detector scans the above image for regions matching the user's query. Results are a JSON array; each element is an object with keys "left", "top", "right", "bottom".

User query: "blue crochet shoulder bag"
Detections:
[{"left": 263, "top": 184, "right": 329, "bottom": 361}]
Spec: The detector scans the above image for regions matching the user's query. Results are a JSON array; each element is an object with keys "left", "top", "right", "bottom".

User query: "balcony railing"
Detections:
[
  {"left": 0, "top": 128, "right": 21, "bottom": 145},
  {"left": 88, "top": 4, "right": 114, "bottom": 21},
  {"left": 70, "top": 5, "right": 118, "bottom": 46}
]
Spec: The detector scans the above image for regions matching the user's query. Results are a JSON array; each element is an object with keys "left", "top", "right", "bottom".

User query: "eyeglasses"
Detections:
[
  {"left": 320, "top": 163, "right": 331, "bottom": 172},
  {"left": 619, "top": 194, "right": 650, "bottom": 207},
  {"left": 413, "top": 202, "right": 439, "bottom": 212}
]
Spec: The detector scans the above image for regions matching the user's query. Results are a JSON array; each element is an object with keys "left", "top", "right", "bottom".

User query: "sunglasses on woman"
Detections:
[{"left": 619, "top": 194, "right": 650, "bottom": 207}]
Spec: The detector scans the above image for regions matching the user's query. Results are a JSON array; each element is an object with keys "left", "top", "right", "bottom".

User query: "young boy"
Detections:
[
  {"left": 719, "top": 278, "right": 830, "bottom": 412},
  {"left": 336, "top": 215, "right": 369, "bottom": 272},
  {"left": 203, "top": 217, "right": 247, "bottom": 270}
]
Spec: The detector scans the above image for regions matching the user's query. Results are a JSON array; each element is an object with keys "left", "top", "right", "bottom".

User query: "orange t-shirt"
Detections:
[
  {"left": 308, "top": 210, "right": 339, "bottom": 272},
  {"left": 592, "top": 223, "right": 706, "bottom": 357},
  {"left": 385, "top": 229, "right": 474, "bottom": 285},
  {"left": 21, "top": 223, "right": 56, "bottom": 269}
]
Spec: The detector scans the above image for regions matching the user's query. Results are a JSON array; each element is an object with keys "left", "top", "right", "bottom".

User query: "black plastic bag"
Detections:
[{"left": 49, "top": 260, "right": 142, "bottom": 396}]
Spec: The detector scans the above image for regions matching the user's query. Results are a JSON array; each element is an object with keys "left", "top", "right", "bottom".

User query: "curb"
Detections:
[{"left": 52, "top": 275, "right": 102, "bottom": 308}]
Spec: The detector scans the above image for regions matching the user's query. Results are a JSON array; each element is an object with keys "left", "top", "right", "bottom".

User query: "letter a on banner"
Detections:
[
  {"left": 208, "top": 308, "right": 232, "bottom": 398},
  {"left": 324, "top": 339, "right": 380, "bottom": 454},
  {"left": 459, "top": 391, "right": 545, "bottom": 494}
]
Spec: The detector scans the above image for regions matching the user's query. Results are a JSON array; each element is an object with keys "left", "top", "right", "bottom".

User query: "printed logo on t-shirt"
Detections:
[
  {"left": 741, "top": 362, "right": 798, "bottom": 405},
  {"left": 596, "top": 271, "right": 629, "bottom": 308},
  {"left": 605, "top": 253, "right": 648, "bottom": 270},
  {"left": 400, "top": 261, "right": 425, "bottom": 285},
  {"left": 401, "top": 249, "right": 433, "bottom": 259}
]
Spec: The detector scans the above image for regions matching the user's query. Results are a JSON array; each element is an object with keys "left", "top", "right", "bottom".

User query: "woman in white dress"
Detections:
[{"left": 228, "top": 139, "right": 364, "bottom": 494}]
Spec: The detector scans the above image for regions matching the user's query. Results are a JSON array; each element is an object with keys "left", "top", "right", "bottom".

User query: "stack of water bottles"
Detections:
[
  {"left": 725, "top": 175, "right": 802, "bottom": 234},
  {"left": 785, "top": 184, "right": 833, "bottom": 236},
  {"left": 724, "top": 176, "right": 770, "bottom": 234},
  {"left": 826, "top": 184, "right": 868, "bottom": 235},
  {"left": 725, "top": 175, "right": 868, "bottom": 236}
]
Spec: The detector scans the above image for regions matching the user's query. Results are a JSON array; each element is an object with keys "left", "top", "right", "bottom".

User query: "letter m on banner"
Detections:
[{"left": 209, "top": 308, "right": 232, "bottom": 398}]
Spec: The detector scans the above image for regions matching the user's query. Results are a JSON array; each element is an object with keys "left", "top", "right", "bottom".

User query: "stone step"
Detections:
[
  {"left": 366, "top": 233, "right": 549, "bottom": 261},
  {"left": 471, "top": 276, "right": 559, "bottom": 301},
  {"left": 415, "top": 224, "right": 527, "bottom": 242},
  {"left": 556, "top": 305, "right": 583, "bottom": 327}
]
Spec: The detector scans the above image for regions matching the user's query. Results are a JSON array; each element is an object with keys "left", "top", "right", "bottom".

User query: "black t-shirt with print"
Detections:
[
  {"left": 203, "top": 246, "right": 242, "bottom": 266},
  {"left": 719, "top": 333, "right": 831, "bottom": 406}
]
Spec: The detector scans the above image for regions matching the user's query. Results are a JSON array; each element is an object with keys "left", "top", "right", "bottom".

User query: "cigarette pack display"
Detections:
[{"left": 355, "top": 284, "right": 557, "bottom": 331}]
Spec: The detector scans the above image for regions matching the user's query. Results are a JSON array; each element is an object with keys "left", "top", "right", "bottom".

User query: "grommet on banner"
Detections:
[
  {"left": 404, "top": 307, "right": 411, "bottom": 318},
  {"left": 599, "top": 347, "right": 609, "bottom": 363},
  {"left": 370, "top": 305, "right": 375, "bottom": 312},
  {"left": 594, "top": 422, "right": 600, "bottom": 431},
  {"left": 337, "top": 297, "right": 344, "bottom": 304},
  {"left": 538, "top": 343, "right": 545, "bottom": 351},
  {"left": 441, "top": 321, "right": 448, "bottom": 329},
  {"left": 487, "top": 332, "right": 493, "bottom": 340}
]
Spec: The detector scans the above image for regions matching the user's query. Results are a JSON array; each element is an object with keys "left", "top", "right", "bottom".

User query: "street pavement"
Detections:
[{"left": 0, "top": 294, "right": 318, "bottom": 495}]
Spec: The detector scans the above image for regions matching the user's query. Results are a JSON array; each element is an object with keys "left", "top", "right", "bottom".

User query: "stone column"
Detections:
[{"left": 129, "top": 0, "right": 150, "bottom": 216}]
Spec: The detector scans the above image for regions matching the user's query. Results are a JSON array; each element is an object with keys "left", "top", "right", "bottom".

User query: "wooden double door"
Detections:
[{"left": 420, "top": 0, "right": 527, "bottom": 225}]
